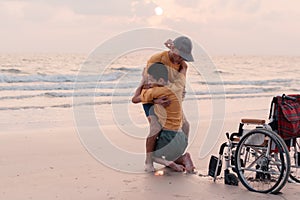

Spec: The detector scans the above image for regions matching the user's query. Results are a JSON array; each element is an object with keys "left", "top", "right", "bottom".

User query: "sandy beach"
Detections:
[
  {"left": 1, "top": 97, "right": 299, "bottom": 200},
  {"left": 1, "top": 0, "right": 300, "bottom": 198}
]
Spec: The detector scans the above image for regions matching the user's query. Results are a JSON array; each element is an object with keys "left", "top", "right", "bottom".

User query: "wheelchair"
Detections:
[{"left": 208, "top": 94, "right": 300, "bottom": 193}]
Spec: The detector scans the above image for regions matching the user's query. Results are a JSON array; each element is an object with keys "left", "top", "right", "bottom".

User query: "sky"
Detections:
[{"left": 0, "top": 0, "right": 299, "bottom": 55}]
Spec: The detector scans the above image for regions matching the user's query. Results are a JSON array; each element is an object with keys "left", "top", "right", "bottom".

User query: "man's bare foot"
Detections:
[
  {"left": 167, "top": 161, "right": 185, "bottom": 172},
  {"left": 144, "top": 163, "right": 156, "bottom": 172},
  {"left": 182, "top": 153, "right": 196, "bottom": 173}
]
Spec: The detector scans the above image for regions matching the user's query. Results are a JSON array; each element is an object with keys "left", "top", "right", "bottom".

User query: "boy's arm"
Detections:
[
  {"left": 132, "top": 84, "right": 171, "bottom": 107},
  {"left": 131, "top": 84, "right": 143, "bottom": 104},
  {"left": 132, "top": 74, "right": 148, "bottom": 104},
  {"left": 132, "top": 86, "right": 155, "bottom": 104}
]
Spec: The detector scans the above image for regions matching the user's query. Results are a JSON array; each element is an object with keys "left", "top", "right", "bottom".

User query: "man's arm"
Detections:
[
  {"left": 168, "top": 73, "right": 186, "bottom": 92},
  {"left": 179, "top": 61, "right": 188, "bottom": 76}
]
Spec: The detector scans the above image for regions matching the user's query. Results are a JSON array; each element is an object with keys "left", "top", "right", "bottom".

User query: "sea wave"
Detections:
[
  {"left": 0, "top": 71, "right": 124, "bottom": 83},
  {"left": 0, "top": 81, "right": 138, "bottom": 91},
  {"left": 198, "top": 78, "right": 292, "bottom": 86},
  {"left": 0, "top": 100, "right": 127, "bottom": 111},
  {"left": 0, "top": 68, "right": 24, "bottom": 74},
  {"left": 192, "top": 87, "right": 281, "bottom": 95},
  {"left": 0, "top": 93, "right": 278, "bottom": 111},
  {"left": 0, "top": 86, "right": 283, "bottom": 101}
]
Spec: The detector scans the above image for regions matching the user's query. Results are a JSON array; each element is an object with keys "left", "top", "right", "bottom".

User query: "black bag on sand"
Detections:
[{"left": 208, "top": 155, "right": 222, "bottom": 177}]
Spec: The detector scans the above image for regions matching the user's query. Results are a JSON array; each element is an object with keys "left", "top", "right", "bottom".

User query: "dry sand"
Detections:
[{"left": 1, "top": 97, "right": 299, "bottom": 200}]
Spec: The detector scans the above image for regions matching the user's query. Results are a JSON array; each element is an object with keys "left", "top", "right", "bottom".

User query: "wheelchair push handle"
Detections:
[{"left": 282, "top": 94, "right": 297, "bottom": 102}]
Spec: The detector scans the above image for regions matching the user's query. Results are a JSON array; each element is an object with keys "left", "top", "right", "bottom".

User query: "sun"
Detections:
[{"left": 154, "top": 6, "right": 163, "bottom": 16}]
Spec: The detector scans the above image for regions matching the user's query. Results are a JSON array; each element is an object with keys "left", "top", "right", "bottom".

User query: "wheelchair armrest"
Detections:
[{"left": 241, "top": 118, "right": 265, "bottom": 125}]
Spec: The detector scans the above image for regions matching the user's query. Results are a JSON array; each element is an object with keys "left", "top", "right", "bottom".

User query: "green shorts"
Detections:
[{"left": 153, "top": 130, "right": 188, "bottom": 161}]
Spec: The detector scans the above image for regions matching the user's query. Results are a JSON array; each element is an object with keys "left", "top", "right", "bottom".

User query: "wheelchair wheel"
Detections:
[
  {"left": 289, "top": 138, "right": 300, "bottom": 183},
  {"left": 235, "top": 129, "right": 290, "bottom": 193}
]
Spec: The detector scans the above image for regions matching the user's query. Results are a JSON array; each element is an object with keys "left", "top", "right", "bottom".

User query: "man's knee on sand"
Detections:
[{"left": 153, "top": 130, "right": 188, "bottom": 161}]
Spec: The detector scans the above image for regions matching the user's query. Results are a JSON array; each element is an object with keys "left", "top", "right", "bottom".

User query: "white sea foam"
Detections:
[
  {"left": 198, "top": 78, "right": 293, "bottom": 86},
  {"left": 0, "top": 72, "right": 123, "bottom": 83}
]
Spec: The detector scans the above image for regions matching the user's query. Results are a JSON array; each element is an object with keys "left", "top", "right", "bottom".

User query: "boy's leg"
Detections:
[
  {"left": 152, "top": 157, "right": 185, "bottom": 172},
  {"left": 144, "top": 114, "right": 162, "bottom": 172}
]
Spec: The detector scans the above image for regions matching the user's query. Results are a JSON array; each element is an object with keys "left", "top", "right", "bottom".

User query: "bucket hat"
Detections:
[{"left": 173, "top": 36, "right": 194, "bottom": 62}]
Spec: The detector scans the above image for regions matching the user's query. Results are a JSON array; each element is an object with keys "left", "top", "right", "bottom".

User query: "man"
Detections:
[{"left": 133, "top": 36, "right": 194, "bottom": 172}]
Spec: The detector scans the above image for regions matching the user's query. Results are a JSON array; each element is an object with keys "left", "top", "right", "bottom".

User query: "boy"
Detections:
[{"left": 132, "top": 62, "right": 195, "bottom": 172}]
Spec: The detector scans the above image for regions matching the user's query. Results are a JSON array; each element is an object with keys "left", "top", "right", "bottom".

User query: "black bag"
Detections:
[{"left": 208, "top": 155, "right": 222, "bottom": 177}]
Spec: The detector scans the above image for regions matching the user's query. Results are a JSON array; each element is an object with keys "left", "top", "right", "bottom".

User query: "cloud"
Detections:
[
  {"left": 174, "top": 0, "right": 199, "bottom": 8},
  {"left": 131, "top": 1, "right": 158, "bottom": 17},
  {"left": 1, "top": 0, "right": 135, "bottom": 18},
  {"left": 0, "top": 0, "right": 299, "bottom": 54},
  {"left": 65, "top": 0, "right": 133, "bottom": 16}
]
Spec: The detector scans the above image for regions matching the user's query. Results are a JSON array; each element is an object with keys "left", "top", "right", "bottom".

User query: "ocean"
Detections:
[{"left": 1, "top": 52, "right": 299, "bottom": 112}]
